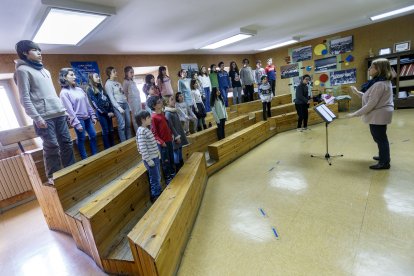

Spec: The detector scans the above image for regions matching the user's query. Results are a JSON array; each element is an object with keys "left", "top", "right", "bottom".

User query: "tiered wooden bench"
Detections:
[
  {"left": 183, "top": 114, "right": 255, "bottom": 160},
  {"left": 251, "top": 102, "right": 296, "bottom": 122},
  {"left": 207, "top": 121, "right": 271, "bottom": 174},
  {"left": 271, "top": 103, "right": 339, "bottom": 133},
  {"left": 79, "top": 162, "right": 150, "bottom": 274},
  {"left": 128, "top": 152, "right": 208, "bottom": 276}
]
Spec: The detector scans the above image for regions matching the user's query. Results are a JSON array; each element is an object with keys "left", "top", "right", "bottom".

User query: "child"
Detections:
[
  {"left": 164, "top": 96, "right": 189, "bottom": 172},
  {"left": 259, "top": 75, "right": 273, "bottom": 121},
  {"left": 210, "top": 89, "right": 227, "bottom": 140},
  {"left": 135, "top": 110, "right": 162, "bottom": 202},
  {"left": 146, "top": 96, "right": 175, "bottom": 184},
  {"left": 175, "top": 92, "right": 197, "bottom": 135},
  {"left": 190, "top": 79, "right": 207, "bottom": 131}
]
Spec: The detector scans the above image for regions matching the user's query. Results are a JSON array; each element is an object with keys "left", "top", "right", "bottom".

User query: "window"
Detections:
[{"left": 0, "top": 83, "right": 20, "bottom": 131}]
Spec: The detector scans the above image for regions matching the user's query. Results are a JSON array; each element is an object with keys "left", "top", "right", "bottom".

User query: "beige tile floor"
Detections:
[
  {"left": 178, "top": 109, "right": 414, "bottom": 276},
  {"left": 0, "top": 110, "right": 413, "bottom": 276}
]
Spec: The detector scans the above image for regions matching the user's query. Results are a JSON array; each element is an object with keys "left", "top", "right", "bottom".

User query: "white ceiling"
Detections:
[{"left": 0, "top": 0, "right": 414, "bottom": 55}]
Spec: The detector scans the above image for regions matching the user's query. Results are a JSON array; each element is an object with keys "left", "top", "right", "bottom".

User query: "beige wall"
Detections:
[
  {"left": 1, "top": 13, "right": 413, "bottom": 107},
  {"left": 255, "top": 14, "right": 414, "bottom": 107}
]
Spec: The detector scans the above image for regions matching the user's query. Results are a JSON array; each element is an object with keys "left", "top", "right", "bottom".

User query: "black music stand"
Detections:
[{"left": 310, "top": 104, "right": 343, "bottom": 165}]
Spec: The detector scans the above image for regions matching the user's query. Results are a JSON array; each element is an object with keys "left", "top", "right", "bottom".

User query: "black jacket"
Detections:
[{"left": 294, "top": 83, "right": 309, "bottom": 104}]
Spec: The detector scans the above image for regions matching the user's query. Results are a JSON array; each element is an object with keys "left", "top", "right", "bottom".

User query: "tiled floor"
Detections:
[
  {"left": 178, "top": 109, "right": 414, "bottom": 276},
  {"left": 1, "top": 110, "right": 413, "bottom": 276}
]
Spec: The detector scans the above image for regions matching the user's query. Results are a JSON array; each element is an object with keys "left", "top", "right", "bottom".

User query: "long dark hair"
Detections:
[
  {"left": 210, "top": 64, "right": 216, "bottom": 73},
  {"left": 87, "top": 72, "right": 106, "bottom": 94},
  {"left": 199, "top": 65, "right": 208, "bottom": 77},
  {"left": 229, "top": 61, "right": 239, "bottom": 73},
  {"left": 124, "top": 66, "right": 133, "bottom": 80},
  {"left": 105, "top": 66, "right": 115, "bottom": 80},
  {"left": 210, "top": 87, "right": 224, "bottom": 107},
  {"left": 157, "top": 66, "right": 168, "bottom": 82}
]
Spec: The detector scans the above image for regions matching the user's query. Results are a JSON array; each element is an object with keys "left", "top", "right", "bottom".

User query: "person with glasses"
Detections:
[{"left": 294, "top": 75, "right": 311, "bottom": 131}]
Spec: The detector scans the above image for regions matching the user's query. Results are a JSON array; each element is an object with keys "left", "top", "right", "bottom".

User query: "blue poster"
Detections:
[{"left": 70, "top": 61, "right": 100, "bottom": 86}]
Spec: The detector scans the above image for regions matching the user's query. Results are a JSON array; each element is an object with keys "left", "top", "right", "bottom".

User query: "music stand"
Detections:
[{"left": 310, "top": 104, "right": 343, "bottom": 165}]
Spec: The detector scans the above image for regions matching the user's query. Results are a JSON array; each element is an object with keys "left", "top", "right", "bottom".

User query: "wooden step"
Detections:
[{"left": 128, "top": 153, "right": 208, "bottom": 276}]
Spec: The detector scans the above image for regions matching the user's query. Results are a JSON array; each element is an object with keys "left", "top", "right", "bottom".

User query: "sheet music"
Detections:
[
  {"left": 321, "top": 104, "right": 336, "bottom": 119},
  {"left": 315, "top": 105, "right": 334, "bottom": 123}
]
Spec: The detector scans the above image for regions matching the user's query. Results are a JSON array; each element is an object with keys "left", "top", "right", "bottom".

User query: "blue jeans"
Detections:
[
  {"left": 369, "top": 124, "right": 390, "bottom": 164},
  {"left": 34, "top": 116, "right": 75, "bottom": 178},
  {"left": 143, "top": 157, "right": 162, "bottom": 198},
  {"left": 114, "top": 102, "right": 132, "bottom": 142},
  {"left": 203, "top": 87, "right": 211, "bottom": 112},
  {"left": 96, "top": 112, "right": 114, "bottom": 149},
  {"left": 158, "top": 141, "right": 175, "bottom": 184},
  {"left": 219, "top": 87, "right": 229, "bottom": 107},
  {"left": 74, "top": 118, "right": 97, "bottom": 160}
]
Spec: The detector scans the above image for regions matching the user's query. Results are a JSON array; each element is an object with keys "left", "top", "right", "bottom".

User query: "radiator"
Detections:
[{"left": 0, "top": 155, "right": 33, "bottom": 201}]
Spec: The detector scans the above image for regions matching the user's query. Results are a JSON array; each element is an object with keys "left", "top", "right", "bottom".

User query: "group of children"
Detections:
[{"left": 135, "top": 88, "right": 227, "bottom": 201}]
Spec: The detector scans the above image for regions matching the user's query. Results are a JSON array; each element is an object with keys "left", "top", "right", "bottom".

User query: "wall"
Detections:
[
  {"left": 1, "top": 14, "right": 413, "bottom": 106},
  {"left": 0, "top": 53, "right": 254, "bottom": 93},
  {"left": 254, "top": 14, "right": 414, "bottom": 108}
]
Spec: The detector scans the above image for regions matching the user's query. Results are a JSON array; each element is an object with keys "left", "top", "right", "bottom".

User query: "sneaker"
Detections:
[
  {"left": 302, "top": 127, "right": 310, "bottom": 131},
  {"left": 373, "top": 156, "right": 379, "bottom": 161},
  {"left": 47, "top": 178, "right": 54, "bottom": 186},
  {"left": 369, "top": 163, "right": 390, "bottom": 170},
  {"left": 296, "top": 128, "right": 303, "bottom": 132}
]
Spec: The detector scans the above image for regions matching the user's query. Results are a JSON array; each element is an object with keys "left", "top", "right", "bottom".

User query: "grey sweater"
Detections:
[
  {"left": 164, "top": 107, "right": 189, "bottom": 150},
  {"left": 14, "top": 59, "right": 66, "bottom": 122},
  {"left": 105, "top": 79, "right": 127, "bottom": 111}
]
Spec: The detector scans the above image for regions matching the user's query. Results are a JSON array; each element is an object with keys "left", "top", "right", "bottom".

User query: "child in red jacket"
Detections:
[{"left": 146, "top": 96, "right": 175, "bottom": 184}]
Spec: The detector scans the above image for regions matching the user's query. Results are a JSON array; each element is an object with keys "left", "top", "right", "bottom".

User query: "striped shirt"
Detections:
[{"left": 136, "top": 126, "right": 159, "bottom": 162}]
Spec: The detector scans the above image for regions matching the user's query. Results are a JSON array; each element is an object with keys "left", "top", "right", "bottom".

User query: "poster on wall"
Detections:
[
  {"left": 329, "top": 36, "right": 353, "bottom": 55},
  {"left": 70, "top": 61, "right": 100, "bottom": 87},
  {"left": 292, "top": 45, "right": 312, "bottom": 63},
  {"left": 329, "top": 68, "right": 356, "bottom": 86},
  {"left": 314, "top": 56, "right": 337, "bottom": 72},
  {"left": 181, "top": 63, "right": 199, "bottom": 78},
  {"left": 281, "top": 63, "right": 299, "bottom": 79}
]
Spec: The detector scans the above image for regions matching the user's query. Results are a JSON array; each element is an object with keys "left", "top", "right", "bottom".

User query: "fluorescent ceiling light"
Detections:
[
  {"left": 258, "top": 39, "right": 298, "bottom": 51},
  {"left": 370, "top": 5, "right": 414, "bottom": 21},
  {"left": 201, "top": 33, "right": 253, "bottom": 50},
  {"left": 33, "top": 8, "right": 108, "bottom": 45}
]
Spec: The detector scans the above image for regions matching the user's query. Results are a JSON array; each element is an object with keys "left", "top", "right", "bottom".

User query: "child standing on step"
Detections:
[
  {"left": 146, "top": 96, "right": 176, "bottom": 184},
  {"left": 164, "top": 96, "right": 189, "bottom": 172},
  {"left": 135, "top": 110, "right": 161, "bottom": 202},
  {"left": 211, "top": 89, "right": 227, "bottom": 140},
  {"left": 258, "top": 75, "right": 273, "bottom": 121}
]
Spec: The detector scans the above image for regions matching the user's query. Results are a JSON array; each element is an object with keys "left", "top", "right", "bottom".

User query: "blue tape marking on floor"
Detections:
[
  {"left": 272, "top": 227, "right": 279, "bottom": 239},
  {"left": 259, "top": 208, "right": 266, "bottom": 217}
]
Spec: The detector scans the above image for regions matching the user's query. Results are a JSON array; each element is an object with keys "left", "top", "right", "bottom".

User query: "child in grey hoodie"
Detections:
[{"left": 14, "top": 40, "right": 75, "bottom": 181}]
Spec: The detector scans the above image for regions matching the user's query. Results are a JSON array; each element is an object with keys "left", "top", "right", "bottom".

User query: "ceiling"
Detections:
[{"left": 0, "top": 0, "right": 413, "bottom": 55}]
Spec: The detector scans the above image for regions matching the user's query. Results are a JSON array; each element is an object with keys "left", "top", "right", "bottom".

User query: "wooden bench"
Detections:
[
  {"left": 183, "top": 114, "right": 256, "bottom": 160},
  {"left": 234, "top": 93, "right": 292, "bottom": 114},
  {"left": 52, "top": 139, "right": 141, "bottom": 254},
  {"left": 251, "top": 102, "right": 297, "bottom": 122},
  {"left": 79, "top": 162, "right": 150, "bottom": 275},
  {"left": 128, "top": 152, "right": 208, "bottom": 276},
  {"left": 271, "top": 103, "right": 339, "bottom": 133},
  {"left": 207, "top": 121, "right": 270, "bottom": 175}
]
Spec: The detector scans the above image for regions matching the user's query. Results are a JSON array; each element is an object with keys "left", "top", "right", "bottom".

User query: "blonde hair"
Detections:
[{"left": 371, "top": 58, "right": 393, "bottom": 80}]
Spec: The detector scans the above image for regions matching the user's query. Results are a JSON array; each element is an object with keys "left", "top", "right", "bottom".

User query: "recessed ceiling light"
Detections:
[
  {"left": 258, "top": 39, "right": 299, "bottom": 51},
  {"left": 370, "top": 5, "right": 414, "bottom": 21},
  {"left": 200, "top": 28, "right": 256, "bottom": 50},
  {"left": 33, "top": 8, "right": 108, "bottom": 45}
]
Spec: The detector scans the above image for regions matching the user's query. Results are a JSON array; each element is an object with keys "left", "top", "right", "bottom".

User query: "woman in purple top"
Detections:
[{"left": 59, "top": 68, "right": 98, "bottom": 159}]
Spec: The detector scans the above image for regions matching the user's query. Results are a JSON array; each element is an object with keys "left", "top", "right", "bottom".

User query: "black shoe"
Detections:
[
  {"left": 373, "top": 156, "right": 379, "bottom": 161},
  {"left": 369, "top": 163, "right": 390, "bottom": 170}
]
